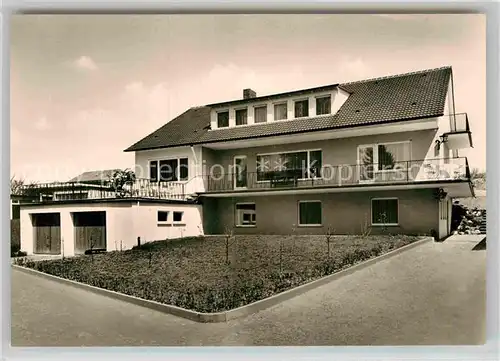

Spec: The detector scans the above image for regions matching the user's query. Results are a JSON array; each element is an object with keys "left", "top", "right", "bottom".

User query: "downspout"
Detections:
[{"left": 190, "top": 145, "right": 201, "bottom": 197}]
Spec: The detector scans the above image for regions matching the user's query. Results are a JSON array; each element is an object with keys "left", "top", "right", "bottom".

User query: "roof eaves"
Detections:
[{"left": 128, "top": 113, "right": 443, "bottom": 152}]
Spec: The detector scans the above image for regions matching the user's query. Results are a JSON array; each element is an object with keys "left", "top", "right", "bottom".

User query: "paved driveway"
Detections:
[{"left": 11, "top": 238, "right": 486, "bottom": 346}]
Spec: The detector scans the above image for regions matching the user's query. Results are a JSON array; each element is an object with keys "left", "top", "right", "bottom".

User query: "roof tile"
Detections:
[{"left": 125, "top": 66, "right": 451, "bottom": 152}]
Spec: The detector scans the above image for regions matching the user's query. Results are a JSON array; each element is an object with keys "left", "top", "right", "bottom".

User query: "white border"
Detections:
[{"left": 3, "top": 7, "right": 498, "bottom": 361}]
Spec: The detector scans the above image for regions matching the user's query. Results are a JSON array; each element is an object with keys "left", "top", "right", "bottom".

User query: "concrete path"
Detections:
[{"left": 11, "top": 238, "right": 486, "bottom": 346}]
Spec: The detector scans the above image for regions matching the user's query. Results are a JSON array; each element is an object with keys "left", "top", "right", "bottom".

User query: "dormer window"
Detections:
[
  {"left": 254, "top": 105, "right": 267, "bottom": 123},
  {"left": 217, "top": 111, "right": 229, "bottom": 128},
  {"left": 316, "top": 95, "right": 331, "bottom": 115},
  {"left": 294, "top": 99, "right": 309, "bottom": 118},
  {"left": 235, "top": 108, "right": 248, "bottom": 126},
  {"left": 274, "top": 102, "right": 287, "bottom": 121}
]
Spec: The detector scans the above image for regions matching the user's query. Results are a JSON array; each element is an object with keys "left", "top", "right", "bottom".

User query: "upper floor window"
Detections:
[
  {"left": 378, "top": 143, "right": 410, "bottom": 171},
  {"left": 149, "top": 161, "right": 158, "bottom": 182},
  {"left": 316, "top": 96, "right": 331, "bottom": 115},
  {"left": 254, "top": 105, "right": 267, "bottom": 123},
  {"left": 217, "top": 111, "right": 229, "bottom": 128},
  {"left": 256, "top": 149, "right": 322, "bottom": 181},
  {"left": 235, "top": 108, "right": 248, "bottom": 126},
  {"left": 150, "top": 157, "right": 189, "bottom": 182},
  {"left": 294, "top": 99, "right": 309, "bottom": 118},
  {"left": 274, "top": 102, "right": 288, "bottom": 121}
]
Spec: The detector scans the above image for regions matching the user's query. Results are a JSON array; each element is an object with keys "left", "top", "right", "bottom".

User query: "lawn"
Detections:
[{"left": 15, "top": 235, "right": 421, "bottom": 313}]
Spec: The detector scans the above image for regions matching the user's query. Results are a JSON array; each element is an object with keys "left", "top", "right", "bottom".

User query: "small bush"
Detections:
[{"left": 17, "top": 234, "right": 419, "bottom": 313}]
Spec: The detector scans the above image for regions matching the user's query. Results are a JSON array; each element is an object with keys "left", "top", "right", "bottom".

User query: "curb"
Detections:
[{"left": 12, "top": 236, "right": 432, "bottom": 323}]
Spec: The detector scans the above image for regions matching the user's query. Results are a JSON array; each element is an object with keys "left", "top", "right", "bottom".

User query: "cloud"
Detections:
[
  {"left": 73, "top": 55, "right": 98, "bottom": 71},
  {"left": 335, "top": 57, "right": 371, "bottom": 82},
  {"left": 34, "top": 116, "right": 51, "bottom": 130}
]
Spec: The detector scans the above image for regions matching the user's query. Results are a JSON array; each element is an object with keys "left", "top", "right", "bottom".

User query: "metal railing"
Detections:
[
  {"left": 448, "top": 113, "right": 470, "bottom": 133},
  {"left": 17, "top": 178, "right": 187, "bottom": 203},
  {"left": 202, "top": 157, "right": 471, "bottom": 193}
]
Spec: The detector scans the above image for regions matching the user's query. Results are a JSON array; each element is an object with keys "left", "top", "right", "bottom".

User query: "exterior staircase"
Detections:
[{"left": 479, "top": 210, "right": 487, "bottom": 234}]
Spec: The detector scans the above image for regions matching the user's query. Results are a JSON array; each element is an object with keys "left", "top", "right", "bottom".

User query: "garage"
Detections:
[
  {"left": 32, "top": 213, "right": 61, "bottom": 254},
  {"left": 72, "top": 211, "right": 107, "bottom": 254}
]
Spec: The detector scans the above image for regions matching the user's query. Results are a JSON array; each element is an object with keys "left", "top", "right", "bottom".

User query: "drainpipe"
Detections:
[{"left": 190, "top": 145, "right": 201, "bottom": 195}]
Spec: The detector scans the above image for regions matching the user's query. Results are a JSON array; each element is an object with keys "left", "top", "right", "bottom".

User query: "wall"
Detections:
[
  {"left": 132, "top": 202, "right": 203, "bottom": 244},
  {"left": 203, "top": 189, "right": 439, "bottom": 236},
  {"left": 20, "top": 201, "right": 203, "bottom": 256}
]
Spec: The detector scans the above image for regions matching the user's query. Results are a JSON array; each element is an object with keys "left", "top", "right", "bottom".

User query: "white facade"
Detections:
[{"left": 20, "top": 201, "right": 203, "bottom": 256}]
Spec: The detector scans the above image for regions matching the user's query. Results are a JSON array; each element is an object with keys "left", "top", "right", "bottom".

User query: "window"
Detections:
[
  {"left": 256, "top": 150, "right": 322, "bottom": 181},
  {"left": 254, "top": 105, "right": 267, "bottom": 123},
  {"left": 158, "top": 211, "right": 169, "bottom": 222},
  {"left": 151, "top": 158, "right": 189, "bottom": 182},
  {"left": 235, "top": 203, "right": 256, "bottom": 226},
  {"left": 217, "top": 111, "right": 229, "bottom": 128},
  {"left": 372, "top": 198, "right": 399, "bottom": 225},
  {"left": 309, "top": 150, "right": 323, "bottom": 178},
  {"left": 294, "top": 99, "right": 309, "bottom": 118},
  {"left": 316, "top": 96, "right": 331, "bottom": 115},
  {"left": 298, "top": 201, "right": 322, "bottom": 226},
  {"left": 378, "top": 143, "right": 410, "bottom": 170},
  {"left": 179, "top": 158, "right": 189, "bottom": 181},
  {"left": 274, "top": 103, "right": 288, "bottom": 121},
  {"left": 358, "top": 142, "right": 410, "bottom": 174},
  {"left": 173, "top": 211, "right": 184, "bottom": 223},
  {"left": 150, "top": 161, "right": 158, "bottom": 182},
  {"left": 235, "top": 108, "right": 248, "bottom": 126},
  {"left": 159, "top": 159, "right": 178, "bottom": 181}
]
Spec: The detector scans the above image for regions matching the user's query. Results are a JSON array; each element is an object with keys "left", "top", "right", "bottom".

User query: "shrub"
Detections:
[
  {"left": 16, "top": 235, "right": 420, "bottom": 313},
  {"left": 11, "top": 219, "right": 20, "bottom": 256}
]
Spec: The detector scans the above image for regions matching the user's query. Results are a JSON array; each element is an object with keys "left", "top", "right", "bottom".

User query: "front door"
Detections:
[
  {"left": 438, "top": 198, "right": 449, "bottom": 239},
  {"left": 234, "top": 156, "right": 248, "bottom": 189}
]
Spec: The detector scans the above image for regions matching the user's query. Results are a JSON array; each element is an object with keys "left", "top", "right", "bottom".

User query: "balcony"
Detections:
[
  {"left": 202, "top": 157, "right": 471, "bottom": 194},
  {"left": 440, "top": 113, "right": 473, "bottom": 149},
  {"left": 16, "top": 178, "right": 187, "bottom": 204}
]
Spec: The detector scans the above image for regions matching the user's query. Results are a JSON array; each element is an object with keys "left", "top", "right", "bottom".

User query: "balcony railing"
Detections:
[
  {"left": 447, "top": 113, "right": 470, "bottom": 133},
  {"left": 203, "top": 157, "right": 471, "bottom": 193},
  {"left": 16, "top": 178, "right": 186, "bottom": 203}
]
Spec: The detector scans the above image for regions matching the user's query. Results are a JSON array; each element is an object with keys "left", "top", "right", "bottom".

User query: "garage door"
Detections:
[
  {"left": 33, "top": 213, "right": 61, "bottom": 254},
  {"left": 73, "top": 211, "right": 107, "bottom": 254}
]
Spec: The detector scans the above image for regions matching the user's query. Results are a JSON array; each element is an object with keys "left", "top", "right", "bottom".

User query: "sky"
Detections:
[{"left": 10, "top": 14, "right": 486, "bottom": 182}]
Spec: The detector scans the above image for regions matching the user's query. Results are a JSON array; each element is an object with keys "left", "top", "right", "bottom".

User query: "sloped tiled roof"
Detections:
[
  {"left": 125, "top": 66, "right": 452, "bottom": 152},
  {"left": 68, "top": 169, "right": 120, "bottom": 183}
]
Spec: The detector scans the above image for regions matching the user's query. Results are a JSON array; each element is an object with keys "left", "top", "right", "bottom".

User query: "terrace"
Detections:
[
  {"left": 201, "top": 157, "right": 472, "bottom": 195},
  {"left": 16, "top": 178, "right": 188, "bottom": 204}
]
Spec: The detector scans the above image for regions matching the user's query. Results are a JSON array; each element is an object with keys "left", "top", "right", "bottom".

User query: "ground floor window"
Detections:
[
  {"left": 298, "top": 200, "right": 322, "bottom": 226},
  {"left": 235, "top": 203, "right": 256, "bottom": 226},
  {"left": 173, "top": 211, "right": 184, "bottom": 223},
  {"left": 158, "top": 211, "right": 169, "bottom": 223},
  {"left": 371, "top": 198, "right": 399, "bottom": 225}
]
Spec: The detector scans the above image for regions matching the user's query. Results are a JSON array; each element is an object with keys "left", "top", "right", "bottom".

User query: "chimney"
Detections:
[{"left": 243, "top": 88, "right": 257, "bottom": 99}]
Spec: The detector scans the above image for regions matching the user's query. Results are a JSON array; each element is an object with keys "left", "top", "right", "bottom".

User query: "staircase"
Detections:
[{"left": 479, "top": 210, "right": 487, "bottom": 234}]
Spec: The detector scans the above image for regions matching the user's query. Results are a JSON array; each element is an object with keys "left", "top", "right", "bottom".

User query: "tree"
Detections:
[
  {"left": 108, "top": 169, "right": 136, "bottom": 198},
  {"left": 10, "top": 176, "right": 39, "bottom": 197},
  {"left": 470, "top": 168, "right": 486, "bottom": 190}
]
